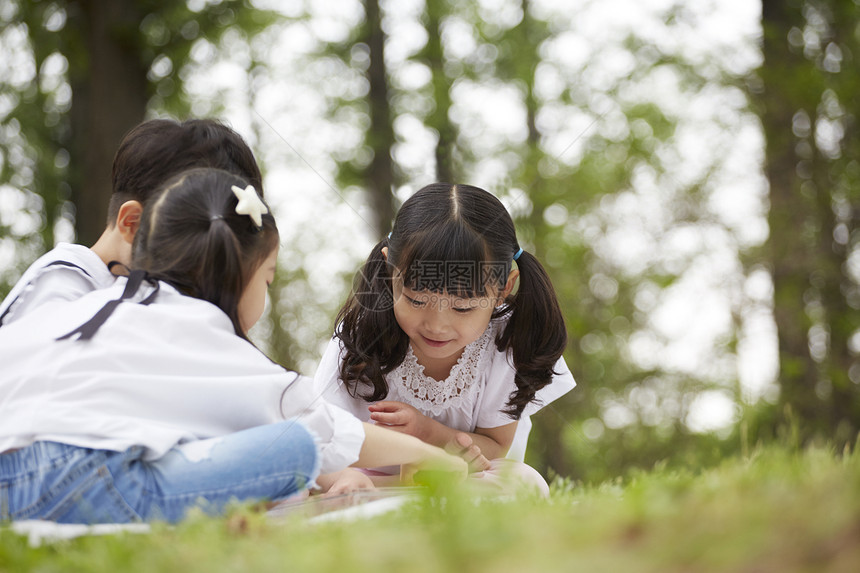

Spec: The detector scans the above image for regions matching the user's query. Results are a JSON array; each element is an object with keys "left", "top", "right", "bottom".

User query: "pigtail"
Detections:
[
  {"left": 335, "top": 240, "right": 409, "bottom": 401},
  {"left": 497, "top": 250, "right": 567, "bottom": 418}
]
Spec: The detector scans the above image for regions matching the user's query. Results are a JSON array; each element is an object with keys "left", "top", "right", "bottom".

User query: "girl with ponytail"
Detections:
[
  {"left": 314, "top": 183, "right": 575, "bottom": 493},
  {"left": 0, "top": 169, "right": 465, "bottom": 524}
]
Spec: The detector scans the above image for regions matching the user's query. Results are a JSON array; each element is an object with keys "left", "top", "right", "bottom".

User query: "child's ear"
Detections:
[
  {"left": 116, "top": 201, "right": 143, "bottom": 244},
  {"left": 501, "top": 269, "right": 519, "bottom": 300},
  {"left": 381, "top": 246, "right": 388, "bottom": 261}
]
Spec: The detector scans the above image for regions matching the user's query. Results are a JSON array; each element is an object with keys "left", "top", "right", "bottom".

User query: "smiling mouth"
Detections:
[{"left": 421, "top": 335, "right": 450, "bottom": 347}]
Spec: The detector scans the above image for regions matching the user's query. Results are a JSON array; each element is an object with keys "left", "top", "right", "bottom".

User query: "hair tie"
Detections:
[
  {"left": 209, "top": 214, "right": 224, "bottom": 222},
  {"left": 513, "top": 247, "right": 523, "bottom": 261},
  {"left": 107, "top": 260, "right": 129, "bottom": 276},
  {"left": 387, "top": 232, "right": 392, "bottom": 240},
  {"left": 231, "top": 184, "right": 268, "bottom": 229}
]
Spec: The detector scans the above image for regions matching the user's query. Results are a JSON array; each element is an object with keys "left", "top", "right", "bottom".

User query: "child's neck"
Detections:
[{"left": 410, "top": 344, "right": 465, "bottom": 382}]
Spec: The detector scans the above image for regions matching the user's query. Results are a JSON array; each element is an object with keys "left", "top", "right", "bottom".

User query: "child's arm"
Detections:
[
  {"left": 368, "top": 401, "right": 517, "bottom": 461},
  {"left": 352, "top": 422, "right": 468, "bottom": 481},
  {"left": 366, "top": 474, "right": 403, "bottom": 487}
]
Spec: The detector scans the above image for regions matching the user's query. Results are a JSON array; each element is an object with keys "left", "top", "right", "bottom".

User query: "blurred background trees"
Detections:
[
  {"left": 0, "top": 0, "right": 856, "bottom": 483},
  {"left": 0, "top": 0, "right": 276, "bottom": 267},
  {"left": 756, "top": 0, "right": 860, "bottom": 449}
]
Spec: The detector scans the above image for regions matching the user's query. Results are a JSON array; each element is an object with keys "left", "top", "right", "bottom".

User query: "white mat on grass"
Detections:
[
  {"left": 5, "top": 488, "right": 420, "bottom": 546},
  {"left": 8, "top": 520, "right": 151, "bottom": 548}
]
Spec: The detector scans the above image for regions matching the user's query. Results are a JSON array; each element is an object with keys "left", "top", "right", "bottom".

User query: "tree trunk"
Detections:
[
  {"left": 363, "top": 0, "right": 397, "bottom": 237},
  {"left": 818, "top": 0, "right": 860, "bottom": 445},
  {"left": 69, "top": 0, "right": 147, "bottom": 245},
  {"left": 759, "top": 0, "right": 822, "bottom": 433},
  {"left": 423, "top": 0, "right": 455, "bottom": 183}
]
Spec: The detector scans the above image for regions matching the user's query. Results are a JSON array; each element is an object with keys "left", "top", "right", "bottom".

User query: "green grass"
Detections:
[{"left": 1, "top": 444, "right": 858, "bottom": 572}]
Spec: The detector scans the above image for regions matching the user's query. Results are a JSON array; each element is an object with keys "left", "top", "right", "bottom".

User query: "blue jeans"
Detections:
[{"left": 0, "top": 420, "right": 318, "bottom": 524}]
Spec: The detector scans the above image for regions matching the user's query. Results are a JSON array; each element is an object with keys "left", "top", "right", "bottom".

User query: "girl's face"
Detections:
[
  {"left": 238, "top": 246, "right": 279, "bottom": 333},
  {"left": 391, "top": 275, "right": 501, "bottom": 373}
]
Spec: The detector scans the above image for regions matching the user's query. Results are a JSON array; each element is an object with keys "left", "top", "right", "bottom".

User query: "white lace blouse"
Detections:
[{"left": 313, "top": 317, "right": 576, "bottom": 460}]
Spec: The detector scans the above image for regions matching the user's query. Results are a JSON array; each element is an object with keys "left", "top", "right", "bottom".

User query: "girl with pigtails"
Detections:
[
  {"left": 313, "top": 183, "right": 576, "bottom": 494},
  {"left": 0, "top": 168, "right": 466, "bottom": 525}
]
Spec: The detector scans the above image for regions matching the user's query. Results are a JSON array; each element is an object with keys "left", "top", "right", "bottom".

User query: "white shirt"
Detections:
[
  {"left": 0, "top": 279, "right": 365, "bottom": 474},
  {"left": 0, "top": 243, "right": 116, "bottom": 327},
  {"left": 313, "top": 317, "right": 575, "bottom": 462}
]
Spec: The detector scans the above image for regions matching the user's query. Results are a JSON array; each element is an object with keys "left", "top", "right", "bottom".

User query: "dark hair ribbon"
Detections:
[{"left": 56, "top": 270, "right": 160, "bottom": 342}]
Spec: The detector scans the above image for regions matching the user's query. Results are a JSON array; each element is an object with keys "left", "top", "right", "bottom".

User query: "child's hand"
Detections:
[
  {"left": 399, "top": 445, "right": 468, "bottom": 486},
  {"left": 446, "top": 432, "right": 492, "bottom": 473},
  {"left": 368, "top": 401, "right": 434, "bottom": 442},
  {"left": 316, "top": 468, "right": 376, "bottom": 496}
]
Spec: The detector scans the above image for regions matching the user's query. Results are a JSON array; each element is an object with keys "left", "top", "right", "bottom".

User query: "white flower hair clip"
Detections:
[{"left": 231, "top": 184, "right": 268, "bottom": 229}]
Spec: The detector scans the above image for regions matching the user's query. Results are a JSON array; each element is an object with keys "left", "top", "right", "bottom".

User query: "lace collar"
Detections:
[{"left": 389, "top": 320, "right": 497, "bottom": 416}]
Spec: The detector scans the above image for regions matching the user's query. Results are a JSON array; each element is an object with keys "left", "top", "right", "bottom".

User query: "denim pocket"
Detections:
[
  {"left": 3, "top": 444, "right": 144, "bottom": 524},
  {"left": 44, "top": 464, "right": 142, "bottom": 524},
  {"left": 7, "top": 446, "right": 105, "bottom": 521}
]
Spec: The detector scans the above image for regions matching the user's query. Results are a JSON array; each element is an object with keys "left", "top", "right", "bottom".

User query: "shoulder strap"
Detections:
[
  {"left": 0, "top": 259, "right": 94, "bottom": 327},
  {"left": 44, "top": 259, "right": 94, "bottom": 278},
  {"left": 0, "top": 301, "right": 14, "bottom": 327}
]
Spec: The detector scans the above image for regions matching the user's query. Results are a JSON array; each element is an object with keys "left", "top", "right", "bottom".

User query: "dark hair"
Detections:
[
  {"left": 132, "top": 168, "right": 278, "bottom": 339},
  {"left": 335, "top": 183, "right": 567, "bottom": 418},
  {"left": 107, "top": 118, "right": 263, "bottom": 226}
]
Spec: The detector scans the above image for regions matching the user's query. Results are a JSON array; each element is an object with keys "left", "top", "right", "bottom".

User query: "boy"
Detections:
[{"left": 0, "top": 119, "right": 263, "bottom": 326}]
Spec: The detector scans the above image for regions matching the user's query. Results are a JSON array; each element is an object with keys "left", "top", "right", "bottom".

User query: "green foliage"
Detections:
[
  {"left": 137, "top": 0, "right": 281, "bottom": 116},
  {"left": 0, "top": 1, "right": 73, "bottom": 288},
  {"left": 1, "top": 444, "right": 857, "bottom": 572},
  {"left": 0, "top": 0, "right": 280, "bottom": 295},
  {"left": 475, "top": 2, "right": 744, "bottom": 480}
]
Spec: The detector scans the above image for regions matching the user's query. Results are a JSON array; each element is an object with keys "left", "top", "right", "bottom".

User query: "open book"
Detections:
[{"left": 267, "top": 487, "right": 424, "bottom": 522}]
